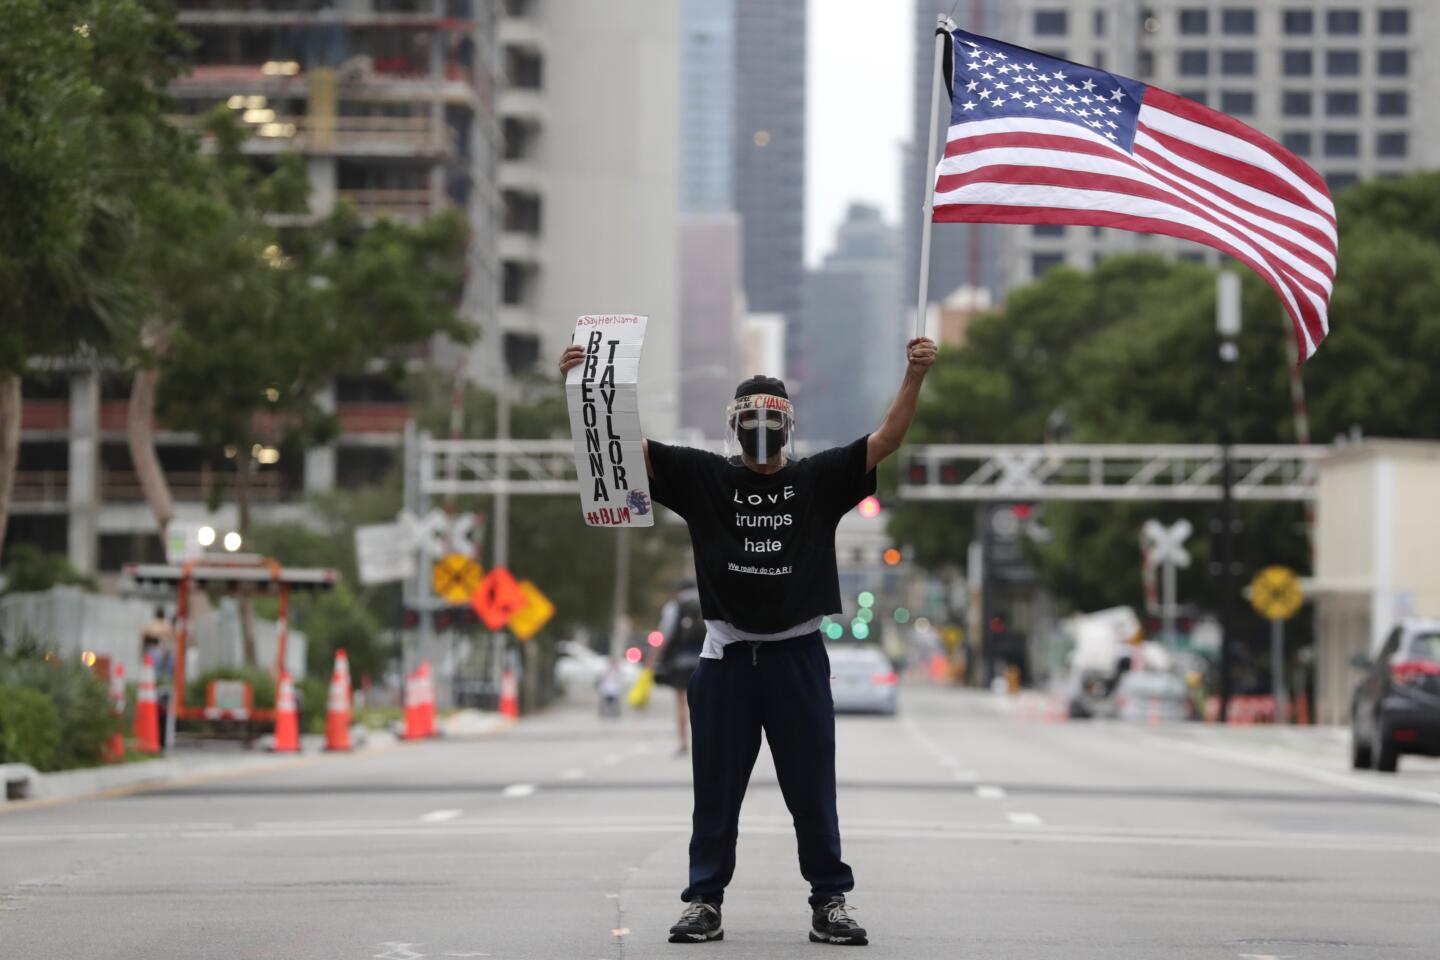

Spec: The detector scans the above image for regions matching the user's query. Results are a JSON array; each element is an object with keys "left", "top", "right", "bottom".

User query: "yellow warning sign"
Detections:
[
  {"left": 508, "top": 580, "right": 556, "bottom": 642},
  {"left": 431, "top": 553, "right": 483, "bottom": 605},
  {"left": 1250, "top": 565, "right": 1303, "bottom": 621}
]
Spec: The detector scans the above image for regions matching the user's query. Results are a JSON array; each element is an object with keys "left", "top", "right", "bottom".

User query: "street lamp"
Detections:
[{"left": 1216, "top": 272, "right": 1241, "bottom": 722}]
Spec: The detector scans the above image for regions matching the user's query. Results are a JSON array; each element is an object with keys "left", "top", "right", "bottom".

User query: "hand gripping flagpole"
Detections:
[{"left": 914, "top": 15, "right": 955, "bottom": 338}]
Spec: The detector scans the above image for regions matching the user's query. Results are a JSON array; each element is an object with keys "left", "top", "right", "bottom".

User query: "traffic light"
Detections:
[
  {"left": 857, "top": 496, "right": 881, "bottom": 519},
  {"left": 883, "top": 547, "right": 902, "bottom": 566}
]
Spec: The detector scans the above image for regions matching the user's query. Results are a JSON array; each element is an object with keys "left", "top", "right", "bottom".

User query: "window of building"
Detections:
[
  {"left": 1092, "top": 49, "right": 1107, "bottom": 69},
  {"left": 1094, "top": 9, "right": 1107, "bottom": 36},
  {"left": 1034, "top": 10, "right": 1068, "bottom": 35},
  {"left": 1032, "top": 224, "right": 1066, "bottom": 238},
  {"left": 1178, "top": 9, "right": 1208, "bottom": 34},
  {"left": 1378, "top": 9, "right": 1409, "bottom": 34},
  {"left": 1137, "top": 50, "right": 1155, "bottom": 76},
  {"left": 1178, "top": 89, "right": 1208, "bottom": 107},
  {"left": 502, "top": 116, "right": 535, "bottom": 160},
  {"left": 1221, "top": 8, "right": 1256, "bottom": 34},
  {"left": 505, "top": 46, "right": 543, "bottom": 89},
  {"left": 1325, "top": 172, "right": 1358, "bottom": 191},
  {"left": 1031, "top": 253, "right": 1065, "bottom": 276},
  {"left": 1327, "top": 10, "right": 1361, "bottom": 34},
  {"left": 1376, "top": 90, "right": 1408, "bottom": 115},
  {"left": 99, "top": 533, "right": 164, "bottom": 572},
  {"left": 1283, "top": 9, "right": 1314, "bottom": 34},
  {"left": 1325, "top": 91, "right": 1359, "bottom": 116},
  {"left": 1220, "top": 90, "right": 1255, "bottom": 115},
  {"left": 1281, "top": 90, "right": 1312, "bottom": 115},
  {"left": 1377, "top": 49, "right": 1408, "bottom": 75},
  {"left": 1326, "top": 50, "right": 1360, "bottom": 75},
  {"left": 1280, "top": 131, "right": 1312, "bottom": 156},
  {"left": 501, "top": 261, "right": 532, "bottom": 305},
  {"left": 1323, "top": 132, "right": 1359, "bottom": 157},
  {"left": 502, "top": 190, "right": 542, "bottom": 235},
  {"left": 336, "top": 447, "right": 397, "bottom": 490},
  {"left": 1179, "top": 49, "right": 1209, "bottom": 75},
  {"left": 1220, "top": 50, "right": 1255, "bottom": 75},
  {"left": 1282, "top": 49, "right": 1312, "bottom": 75},
  {"left": 1376, "top": 131, "right": 1408, "bottom": 157}
]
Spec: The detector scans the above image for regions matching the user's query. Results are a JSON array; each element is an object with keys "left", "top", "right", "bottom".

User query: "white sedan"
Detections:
[{"left": 828, "top": 644, "right": 899, "bottom": 715}]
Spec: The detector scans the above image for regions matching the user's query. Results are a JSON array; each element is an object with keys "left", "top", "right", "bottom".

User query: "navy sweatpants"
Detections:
[{"left": 681, "top": 631, "right": 854, "bottom": 907}]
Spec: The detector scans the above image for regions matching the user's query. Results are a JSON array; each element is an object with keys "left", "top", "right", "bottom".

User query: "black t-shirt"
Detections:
[{"left": 647, "top": 436, "right": 877, "bottom": 634}]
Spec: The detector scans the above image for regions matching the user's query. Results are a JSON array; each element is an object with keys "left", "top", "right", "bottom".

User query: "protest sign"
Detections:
[{"left": 564, "top": 314, "right": 654, "bottom": 527}]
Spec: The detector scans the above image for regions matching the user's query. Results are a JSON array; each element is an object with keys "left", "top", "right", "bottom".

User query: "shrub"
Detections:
[
  {"left": 187, "top": 666, "right": 276, "bottom": 712},
  {"left": 0, "top": 644, "right": 114, "bottom": 770},
  {"left": 0, "top": 685, "right": 62, "bottom": 770}
]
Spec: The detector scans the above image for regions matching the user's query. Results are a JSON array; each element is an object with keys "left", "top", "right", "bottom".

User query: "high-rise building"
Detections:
[
  {"left": 734, "top": 0, "right": 807, "bottom": 384},
  {"left": 7, "top": 0, "right": 500, "bottom": 574},
  {"left": 908, "top": 1, "right": 1439, "bottom": 298},
  {"left": 802, "top": 203, "right": 902, "bottom": 446},
  {"left": 497, "top": 0, "right": 681, "bottom": 436},
  {"left": 680, "top": 0, "right": 736, "bottom": 215},
  {"left": 678, "top": 215, "right": 745, "bottom": 439}
]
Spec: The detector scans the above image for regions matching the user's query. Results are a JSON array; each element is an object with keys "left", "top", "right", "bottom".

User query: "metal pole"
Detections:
[
  {"left": 914, "top": 16, "right": 952, "bottom": 338},
  {"left": 1270, "top": 618, "right": 1288, "bottom": 723},
  {"left": 1162, "top": 560, "right": 1176, "bottom": 651},
  {"left": 491, "top": 365, "right": 512, "bottom": 698},
  {"left": 1216, "top": 273, "right": 1241, "bottom": 722},
  {"left": 610, "top": 527, "right": 631, "bottom": 662}
]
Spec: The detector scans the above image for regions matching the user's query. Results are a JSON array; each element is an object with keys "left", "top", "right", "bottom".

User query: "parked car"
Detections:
[
  {"left": 1112, "top": 670, "right": 1191, "bottom": 724},
  {"left": 555, "top": 640, "right": 640, "bottom": 698},
  {"left": 1351, "top": 619, "right": 1440, "bottom": 773},
  {"left": 828, "top": 644, "right": 898, "bottom": 715}
]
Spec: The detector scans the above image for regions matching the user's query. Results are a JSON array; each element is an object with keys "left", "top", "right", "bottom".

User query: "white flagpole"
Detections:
[{"left": 914, "top": 15, "right": 954, "bottom": 338}]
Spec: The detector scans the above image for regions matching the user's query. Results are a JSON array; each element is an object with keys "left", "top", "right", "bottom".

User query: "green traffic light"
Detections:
[
  {"left": 856, "top": 607, "right": 874, "bottom": 624},
  {"left": 825, "top": 622, "right": 844, "bottom": 640},
  {"left": 894, "top": 607, "right": 911, "bottom": 624},
  {"left": 851, "top": 621, "right": 870, "bottom": 640},
  {"left": 858, "top": 591, "right": 875, "bottom": 609}
]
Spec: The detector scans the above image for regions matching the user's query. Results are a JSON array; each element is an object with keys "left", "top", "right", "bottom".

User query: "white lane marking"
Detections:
[
  {"left": 560, "top": 768, "right": 586, "bottom": 780},
  {"left": 975, "top": 785, "right": 1006, "bottom": 799},
  {"left": 1006, "top": 812, "right": 1043, "bottom": 826},
  {"left": 419, "top": 809, "right": 462, "bottom": 823},
  {"left": 501, "top": 784, "right": 537, "bottom": 798},
  {"left": 375, "top": 945, "right": 425, "bottom": 960}
]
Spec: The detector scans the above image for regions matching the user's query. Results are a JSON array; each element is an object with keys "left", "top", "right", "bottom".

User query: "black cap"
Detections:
[{"left": 733, "top": 374, "right": 788, "bottom": 400}]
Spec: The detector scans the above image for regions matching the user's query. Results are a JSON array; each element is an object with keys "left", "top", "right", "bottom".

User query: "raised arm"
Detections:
[
  {"left": 560, "top": 343, "right": 653, "bottom": 477},
  {"left": 865, "top": 337, "right": 937, "bottom": 473}
]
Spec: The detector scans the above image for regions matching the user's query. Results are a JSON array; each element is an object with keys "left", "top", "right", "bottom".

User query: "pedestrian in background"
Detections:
[{"left": 651, "top": 587, "right": 706, "bottom": 757}]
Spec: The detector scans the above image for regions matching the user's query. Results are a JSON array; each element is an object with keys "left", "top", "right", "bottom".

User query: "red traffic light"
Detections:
[{"left": 857, "top": 496, "right": 881, "bottom": 519}]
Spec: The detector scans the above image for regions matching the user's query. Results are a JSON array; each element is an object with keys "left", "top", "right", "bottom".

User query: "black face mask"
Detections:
[{"left": 738, "top": 426, "right": 787, "bottom": 461}]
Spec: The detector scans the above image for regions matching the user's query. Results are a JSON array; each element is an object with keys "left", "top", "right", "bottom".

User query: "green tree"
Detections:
[
  {"left": 0, "top": 544, "right": 99, "bottom": 595},
  {"left": 0, "top": 0, "right": 190, "bottom": 562}
]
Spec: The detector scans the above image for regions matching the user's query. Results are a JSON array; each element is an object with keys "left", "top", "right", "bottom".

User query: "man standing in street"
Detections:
[{"left": 559, "top": 335, "right": 937, "bottom": 946}]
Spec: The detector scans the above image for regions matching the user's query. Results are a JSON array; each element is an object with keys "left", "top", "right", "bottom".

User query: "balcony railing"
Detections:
[
  {"left": 171, "top": 113, "right": 457, "bottom": 157},
  {"left": 100, "top": 469, "right": 290, "bottom": 505},
  {"left": 336, "top": 188, "right": 437, "bottom": 220},
  {"left": 11, "top": 471, "right": 69, "bottom": 504}
]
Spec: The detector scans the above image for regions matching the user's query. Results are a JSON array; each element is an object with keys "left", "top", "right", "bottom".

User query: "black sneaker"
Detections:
[
  {"left": 668, "top": 900, "right": 723, "bottom": 943},
  {"left": 809, "top": 899, "right": 867, "bottom": 945}
]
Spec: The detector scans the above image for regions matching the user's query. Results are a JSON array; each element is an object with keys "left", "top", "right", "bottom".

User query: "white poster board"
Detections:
[
  {"left": 355, "top": 522, "right": 416, "bottom": 585},
  {"left": 564, "top": 314, "right": 654, "bottom": 527}
]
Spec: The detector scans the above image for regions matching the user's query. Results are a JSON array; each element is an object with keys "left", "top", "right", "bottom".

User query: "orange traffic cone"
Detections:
[
  {"left": 419, "top": 661, "right": 437, "bottom": 737},
  {"left": 499, "top": 668, "right": 519, "bottom": 720},
  {"left": 325, "top": 649, "right": 352, "bottom": 751},
  {"left": 273, "top": 672, "right": 300, "bottom": 753},
  {"left": 403, "top": 670, "right": 425, "bottom": 740},
  {"left": 106, "top": 662, "right": 126, "bottom": 762},
  {"left": 133, "top": 655, "right": 161, "bottom": 754}
]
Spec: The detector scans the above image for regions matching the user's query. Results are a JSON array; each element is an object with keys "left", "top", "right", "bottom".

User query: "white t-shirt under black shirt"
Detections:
[{"left": 647, "top": 435, "right": 876, "bottom": 655}]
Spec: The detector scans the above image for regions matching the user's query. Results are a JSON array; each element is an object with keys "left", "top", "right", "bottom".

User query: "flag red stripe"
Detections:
[
  {"left": 1141, "top": 87, "right": 1332, "bottom": 199},
  {"left": 1138, "top": 122, "right": 1337, "bottom": 231},
  {"left": 932, "top": 202, "right": 1314, "bottom": 356}
]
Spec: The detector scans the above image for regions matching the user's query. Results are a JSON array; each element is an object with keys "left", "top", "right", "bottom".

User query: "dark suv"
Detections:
[{"left": 1351, "top": 620, "right": 1440, "bottom": 773}]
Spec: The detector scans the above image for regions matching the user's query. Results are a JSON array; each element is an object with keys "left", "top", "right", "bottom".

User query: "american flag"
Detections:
[{"left": 933, "top": 29, "right": 1336, "bottom": 359}]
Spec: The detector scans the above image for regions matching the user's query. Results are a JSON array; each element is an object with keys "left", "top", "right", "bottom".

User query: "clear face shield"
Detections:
[{"left": 724, "top": 394, "right": 796, "bottom": 465}]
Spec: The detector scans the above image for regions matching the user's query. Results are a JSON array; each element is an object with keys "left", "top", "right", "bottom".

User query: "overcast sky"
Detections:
[{"left": 805, "top": 1, "right": 913, "bottom": 267}]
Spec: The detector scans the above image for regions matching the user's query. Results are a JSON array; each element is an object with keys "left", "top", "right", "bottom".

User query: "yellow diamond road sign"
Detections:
[
  {"left": 508, "top": 580, "right": 556, "bottom": 642},
  {"left": 431, "top": 553, "right": 483, "bottom": 605},
  {"left": 1250, "top": 565, "right": 1303, "bottom": 621}
]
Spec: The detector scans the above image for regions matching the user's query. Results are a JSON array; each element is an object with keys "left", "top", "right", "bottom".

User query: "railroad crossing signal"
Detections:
[
  {"left": 1141, "top": 518, "right": 1193, "bottom": 569},
  {"left": 1250, "top": 565, "right": 1303, "bottom": 621},
  {"left": 431, "top": 553, "right": 483, "bottom": 605}
]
